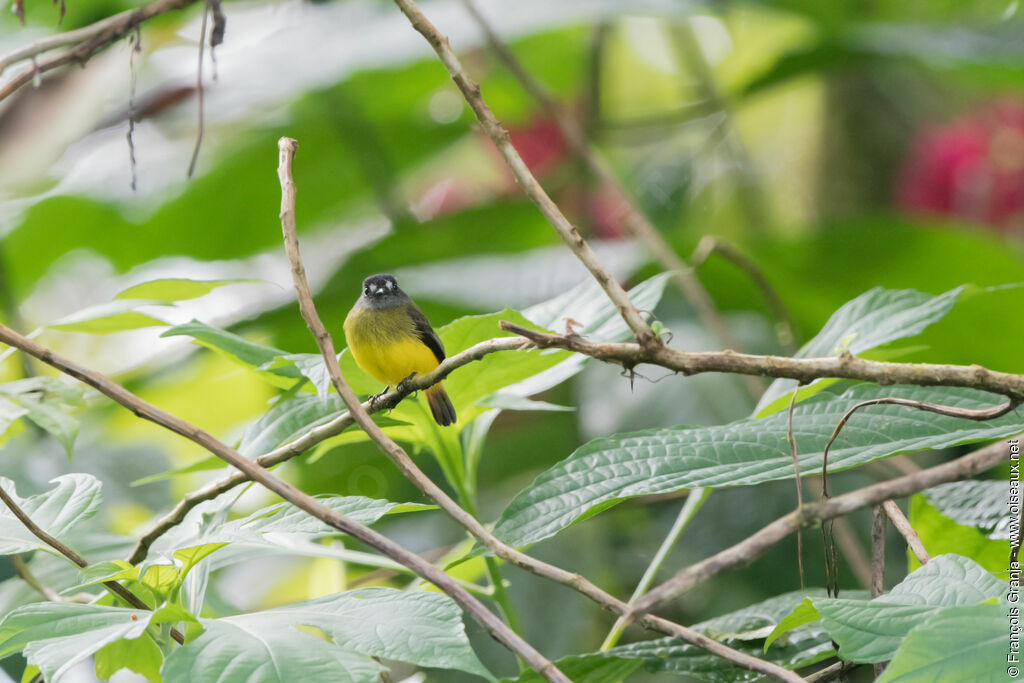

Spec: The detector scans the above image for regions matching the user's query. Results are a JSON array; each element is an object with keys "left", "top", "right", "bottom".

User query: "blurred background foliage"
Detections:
[{"left": 1, "top": 0, "right": 1023, "bottom": 680}]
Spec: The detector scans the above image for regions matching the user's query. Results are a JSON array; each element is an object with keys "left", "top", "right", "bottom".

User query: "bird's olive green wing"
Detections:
[{"left": 407, "top": 304, "right": 446, "bottom": 363}]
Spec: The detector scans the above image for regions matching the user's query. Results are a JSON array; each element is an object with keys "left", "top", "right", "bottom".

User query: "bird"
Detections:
[{"left": 343, "top": 274, "right": 457, "bottom": 426}]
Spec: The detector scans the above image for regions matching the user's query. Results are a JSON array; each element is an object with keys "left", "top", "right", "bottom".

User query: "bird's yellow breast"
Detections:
[{"left": 344, "top": 304, "right": 441, "bottom": 386}]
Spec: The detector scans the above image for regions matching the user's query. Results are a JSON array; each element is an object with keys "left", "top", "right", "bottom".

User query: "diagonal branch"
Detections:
[
  {"left": 277, "top": 137, "right": 804, "bottom": 683},
  {"left": 882, "top": 499, "right": 930, "bottom": 565},
  {"left": 276, "top": 138, "right": 566, "bottom": 682},
  {"left": 0, "top": 0, "right": 200, "bottom": 104},
  {"left": 498, "top": 322, "right": 1024, "bottom": 402},
  {"left": 126, "top": 336, "right": 522, "bottom": 565},
  {"left": 631, "top": 438, "right": 1013, "bottom": 616},
  {"left": 458, "top": 0, "right": 748, "bottom": 366},
  {"left": 0, "top": 320, "right": 568, "bottom": 680},
  {"left": 0, "top": 482, "right": 185, "bottom": 644},
  {"left": 392, "top": 0, "right": 658, "bottom": 348}
]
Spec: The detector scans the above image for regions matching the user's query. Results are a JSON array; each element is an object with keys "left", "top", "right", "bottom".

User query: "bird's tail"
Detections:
[{"left": 425, "top": 383, "right": 456, "bottom": 427}]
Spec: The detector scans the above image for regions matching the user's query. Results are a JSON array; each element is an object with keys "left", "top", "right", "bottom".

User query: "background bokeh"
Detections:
[{"left": 2, "top": 0, "right": 1024, "bottom": 680}]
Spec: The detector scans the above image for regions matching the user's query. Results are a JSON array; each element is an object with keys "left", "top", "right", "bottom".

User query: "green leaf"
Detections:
[
  {"left": 594, "top": 590, "right": 846, "bottom": 680},
  {"left": 923, "top": 480, "right": 1015, "bottom": 540},
  {"left": 0, "top": 378, "right": 86, "bottom": 456},
  {"left": 94, "top": 634, "right": 163, "bottom": 683},
  {"left": 0, "top": 603, "right": 151, "bottom": 682},
  {"left": 506, "top": 656, "right": 641, "bottom": 683},
  {"left": 161, "top": 320, "right": 299, "bottom": 387},
  {"left": 161, "top": 619, "right": 383, "bottom": 683},
  {"left": 908, "top": 494, "right": 1012, "bottom": 573},
  {"left": 115, "top": 278, "right": 260, "bottom": 302},
  {"left": 237, "top": 393, "right": 350, "bottom": 458},
  {"left": 756, "top": 285, "right": 964, "bottom": 413},
  {"left": 878, "top": 603, "right": 1006, "bottom": 682},
  {"left": 0, "top": 474, "right": 102, "bottom": 555},
  {"left": 233, "top": 496, "right": 435, "bottom": 537},
  {"left": 259, "top": 353, "right": 334, "bottom": 400},
  {"left": 173, "top": 543, "right": 229, "bottom": 576},
  {"left": 476, "top": 394, "right": 575, "bottom": 412},
  {"left": 68, "top": 561, "right": 137, "bottom": 593},
  {"left": 816, "top": 554, "right": 1005, "bottom": 663},
  {"left": 764, "top": 598, "right": 822, "bottom": 651},
  {"left": 16, "top": 396, "right": 79, "bottom": 456},
  {"left": 162, "top": 589, "right": 493, "bottom": 681},
  {"left": 487, "top": 385, "right": 1022, "bottom": 550},
  {"left": 47, "top": 300, "right": 170, "bottom": 334},
  {"left": 144, "top": 494, "right": 432, "bottom": 569},
  {"left": 0, "top": 397, "right": 28, "bottom": 437}
]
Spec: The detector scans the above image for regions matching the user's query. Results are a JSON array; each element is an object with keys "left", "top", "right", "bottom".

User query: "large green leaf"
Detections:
[
  {"left": 487, "top": 384, "right": 1023, "bottom": 549},
  {"left": 521, "top": 590, "right": 852, "bottom": 682},
  {"left": 0, "top": 377, "right": 86, "bottom": 455},
  {"left": 115, "top": 278, "right": 260, "bottom": 302},
  {"left": 161, "top": 320, "right": 301, "bottom": 388},
  {"left": 94, "top": 634, "right": 163, "bottom": 683},
  {"left": 162, "top": 589, "right": 493, "bottom": 681},
  {"left": 0, "top": 474, "right": 102, "bottom": 555},
  {"left": 0, "top": 603, "right": 151, "bottom": 683},
  {"left": 756, "top": 285, "right": 963, "bottom": 411},
  {"left": 878, "top": 603, "right": 1006, "bottom": 682},
  {"left": 769, "top": 555, "right": 1005, "bottom": 664},
  {"left": 161, "top": 619, "right": 383, "bottom": 683},
  {"left": 46, "top": 300, "right": 170, "bottom": 334},
  {"left": 144, "top": 493, "right": 433, "bottom": 569},
  {"left": 923, "top": 480, "right": 1014, "bottom": 540},
  {"left": 908, "top": 493, "right": 1011, "bottom": 573}
]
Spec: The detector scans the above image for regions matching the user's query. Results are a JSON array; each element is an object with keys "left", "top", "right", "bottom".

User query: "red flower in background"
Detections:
[{"left": 896, "top": 98, "right": 1024, "bottom": 235}]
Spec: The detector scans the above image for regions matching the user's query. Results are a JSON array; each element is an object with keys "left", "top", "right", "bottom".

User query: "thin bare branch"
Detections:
[
  {"left": 691, "top": 236, "right": 796, "bottom": 353},
  {"left": 883, "top": 499, "right": 930, "bottom": 565},
  {"left": 187, "top": 2, "right": 209, "bottom": 178},
  {"left": 459, "top": 0, "right": 750, "bottom": 371},
  {"left": 275, "top": 138, "right": 568, "bottom": 682},
  {"left": 0, "top": 0, "right": 200, "bottom": 104},
  {"left": 126, "top": 336, "right": 522, "bottom": 565},
  {"left": 498, "top": 322, "right": 1024, "bottom": 403},
  {"left": 11, "top": 554, "right": 62, "bottom": 602},
  {"left": 0, "top": 481, "right": 185, "bottom": 644},
  {"left": 392, "top": 0, "right": 657, "bottom": 348},
  {"left": 821, "top": 396, "right": 1019, "bottom": 496},
  {"left": 632, "top": 438, "right": 1013, "bottom": 615},
  {"left": 787, "top": 388, "right": 805, "bottom": 587},
  {"left": 277, "top": 137, "right": 804, "bottom": 683},
  {"left": 870, "top": 505, "right": 886, "bottom": 598}
]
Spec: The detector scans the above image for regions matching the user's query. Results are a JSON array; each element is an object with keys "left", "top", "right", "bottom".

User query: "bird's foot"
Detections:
[
  {"left": 396, "top": 372, "right": 418, "bottom": 395},
  {"left": 368, "top": 386, "right": 391, "bottom": 406}
]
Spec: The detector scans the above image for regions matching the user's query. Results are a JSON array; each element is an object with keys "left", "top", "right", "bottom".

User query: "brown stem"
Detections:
[
  {"left": 0, "top": 0, "right": 200, "bottom": 103},
  {"left": 458, "top": 0, "right": 748, "bottom": 370},
  {"left": 499, "top": 322, "right": 1024, "bottom": 403},
  {"left": 392, "top": 0, "right": 657, "bottom": 348},
  {"left": 277, "top": 137, "right": 803, "bottom": 683},
  {"left": 882, "top": 499, "right": 930, "bottom": 565},
  {"left": 691, "top": 236, "right": 796, "bottom": 353},
  {"left": 0, "top": 483, "right": 184, "bottom": 644},
  {"left": 125, "top": 336, "right": 522, "bottom": 565}
]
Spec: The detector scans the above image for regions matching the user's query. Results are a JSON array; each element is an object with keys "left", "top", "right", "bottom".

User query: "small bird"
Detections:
[{"left": 343, "top": 274, "right": 456, "bottom": 426}]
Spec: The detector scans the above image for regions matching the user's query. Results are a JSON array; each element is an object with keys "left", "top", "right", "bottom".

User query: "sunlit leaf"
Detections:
[
  {"left": 115, "top": 278, "right": 261, "bottom": 302},
  {"left": 0, "top": 475, "right": 102, "bottom": 555},
  {"left": 47, "top": 300, "right": 170, "bottom": 334}
]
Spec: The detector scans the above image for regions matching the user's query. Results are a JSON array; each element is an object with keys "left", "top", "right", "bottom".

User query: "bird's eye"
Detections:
[{"left": 364, "top": 287, "right": 370, "bottom": 295}]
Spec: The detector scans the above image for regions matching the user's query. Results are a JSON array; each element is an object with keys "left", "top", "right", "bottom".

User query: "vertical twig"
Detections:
[
  {"left": 459, "top": 0, "right": 754, "bottom": 373},
  {"left": 276, "top": 137, "right": 569, "bottom": 683},
  {"left": 600, "top": 488, "right": 710, "bottom": 651},
  {"left": 870, "top": 505, "right": 886, "bottom": 599},
  {"left": 127, "top": 27, "right": 141, "bottom": 192},
  {"left": 187, "top": 2, "right": 209, "bottom": 179},
  {"left": 787, "top": 387, "right": 805, "bottom": 588},
  {"left": 393, "top": 0, "right": 657, "bottom": 348}
]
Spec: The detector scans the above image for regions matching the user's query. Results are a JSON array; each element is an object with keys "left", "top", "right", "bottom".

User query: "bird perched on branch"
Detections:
[{"left": 343, "top": 274, "right": 456, "bottom": 426}]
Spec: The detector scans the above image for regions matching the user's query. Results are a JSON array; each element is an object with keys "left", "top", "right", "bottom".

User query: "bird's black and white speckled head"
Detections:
[{"left": 357, "top": 274, "right": 408, "bottom": 309}]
